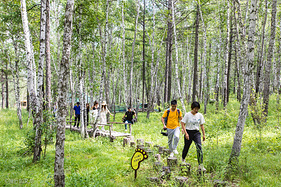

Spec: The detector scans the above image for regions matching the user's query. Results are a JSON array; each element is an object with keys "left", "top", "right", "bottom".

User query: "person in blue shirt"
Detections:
[{"left": 73, "top": 102, "right": 81, "bottom": 128}]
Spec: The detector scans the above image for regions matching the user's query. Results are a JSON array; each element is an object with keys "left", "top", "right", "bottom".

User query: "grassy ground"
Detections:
[{"left": 0, "top": 96, "right": 281, "bottom": 186}]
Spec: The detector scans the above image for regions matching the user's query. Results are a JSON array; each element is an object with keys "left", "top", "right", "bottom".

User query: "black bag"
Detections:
[{"left": 161, "top": 128, "right": 168, "bottom": 136}]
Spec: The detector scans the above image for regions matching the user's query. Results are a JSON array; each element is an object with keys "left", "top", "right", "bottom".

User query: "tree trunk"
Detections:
[
  {"left": 263, "top": 0, "right": 277, "bottom": 119},
  {"left": 45, "top": 0, "right": 51, "bottom": 110},
  {"left": 223, "top": 0, "right": 230, "bottom": 108},
  {"left": 227, "top": 12, "right": 233, "bottom": 103},
  {"left": 171, "top": 0, "right": 186, "bottom": 113},
  {"left": 11, "top": 38, "right": 23, "bottom": 129},
  {"left": 1, "top": 73, "right": 4, "bottom": 109},
  {"left": 33, "top": 0, "right": 46, "bottom": 163},
  {"left": 20, "top": 0, "right": 37, "bottom": 124},
  {"left": 192, "top": 4, "right": 200, "bottom": 102},
  {"left": 129, "top": 0, "right": 140, "bottom": 107},
  {"left": 54, "top": 0, "right": 74, "bottom": 186},
  {"left": 5, "top": 61, "right": 8, "bottom": 109},
  {"left": 229, "top": 0, "right": 258, "bottom": 166},
  {"left": 186, "top": 36, "right": 192, "bottom": 104},
  {"left": 142, "top": 0, "right": 146, "bottom": 112},
  {"left": 121, "top": 1, "right": 127, "bottom": 107}
]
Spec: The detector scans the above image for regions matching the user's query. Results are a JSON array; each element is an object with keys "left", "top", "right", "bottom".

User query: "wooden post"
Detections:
[
  {"left": 158, "top": 146, "right": 164, "bottom": 154},
  {"left": 180, "top": 163, "right": 191, "bottom": 176},
  {"left": 153, "top": 162, "right": 163, "bottom": 171},
  {"left": 123, "top": 138, "right": 130, "bottom": 147},
  {"left": 175, "top": 176, "right": 188, "bottom": 186},
  {"left": 167, "top": 157, "right": 178, "bottom": 169},
  {"left": 129, "top": 123, "right": 132, "bottom": 134},
  {"left": 130, "top": 141, "right": 136, "bottom": 147}
]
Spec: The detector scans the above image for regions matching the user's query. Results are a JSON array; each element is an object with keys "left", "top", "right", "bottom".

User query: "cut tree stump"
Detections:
[
  {"left": 175, "top": 176, "right": 188, "bottom": 187},
  {"left": 137, "top": 144, "right": 144, "bottom": 149},
  {"left": 123, "top": 138, "right": 130, "bottom": 147},
  {"left": 167, "top": 157, "right": 178, "bottom": 168},
  {"left": 109, "top": 135, "right": 116, "bottom": 142},
  {"left": 161, "top": 166, "right": 171, "bottom": 180},
  {"left": 128, "top": 136, "right": 134, "bottom": 141},
  {"left": 137, "top": 139, "right": 144, "bottom": 145},
  {"left": 154, "top": 154, "right": 161, "bottom": 162},
  {"left": 180, "top": 163, "right": 191, "bottom": 176},
  {"left": 145, "top": 142, "right": 152, "bottom": 147},
  {"left": 153, "top": 162, "right": 163, "bottom": 171},
  {"left": 130, "top": 141, "right": 136, "bottom": 147}
]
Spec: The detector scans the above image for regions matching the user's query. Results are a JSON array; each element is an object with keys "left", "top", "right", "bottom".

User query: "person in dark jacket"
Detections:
[{"left": 122, "top": 107, "right": 136, "bottom": 131}]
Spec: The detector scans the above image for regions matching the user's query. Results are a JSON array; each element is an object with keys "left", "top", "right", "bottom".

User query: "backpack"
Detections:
[{"left": 164, "top": 109, "right": 180, "bottom": 125}]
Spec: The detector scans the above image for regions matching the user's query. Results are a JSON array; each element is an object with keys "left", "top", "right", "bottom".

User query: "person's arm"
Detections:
[
  {"left": 181, "top": 121, "right": 189, "bottom": 140},
  {"left": 200, "top": 124, "right": 205, "bottom": 141},
  {"left": 161, "top": 117, "right": 166, "bottom": 129},
  {"left": 73, "top": 109, "right": 76, "bottom": 117}
]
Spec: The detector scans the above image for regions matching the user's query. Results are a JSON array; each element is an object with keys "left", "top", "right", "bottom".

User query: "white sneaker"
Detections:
[
  {"left": 173, "top": 150, "right": 179, "bottom": 154},
  {"left": 198, "top": 164, "right": 206, "bottom": 172},
  {"left": 169, "top": 152, "right": 174, "bottom": 157}
]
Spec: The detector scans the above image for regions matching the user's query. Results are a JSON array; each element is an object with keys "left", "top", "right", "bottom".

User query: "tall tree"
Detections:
[
  {"left": 263, "top": 0, "right": 277, "bottom": 119},
  {"left": 54, "top": 0, "right": 74, "bottom": 186},
  {"left": 33, "top": 0, "right": 46, "bottom": 162},
  {"left": 121, "top": 0, "right": 127, "bottom": 106},
  {"left": 45, "top": 0, "right": 51, "bottom": 110},
  {"left": 228, "top": 0, "right": 258, "bottom": 167}
]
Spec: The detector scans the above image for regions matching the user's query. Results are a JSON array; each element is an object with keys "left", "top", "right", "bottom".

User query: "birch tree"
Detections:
[
  {"left": 229, "top": 0, "right": 258, "bottom": 166},
  {"left": 45, "top": 0, "right": 51, "bottom": 110},
  {"left": 263, "top": 0, "right": 277, "bottom": 119},
  {"left": 54, "top": 0, "right": 74, "bottom": 185},
  {"left": 33, "top": 0, "right": 46, "bottom": 163},
  {"left": 129, "top": 0, "right": 140, "bottom": 107}
]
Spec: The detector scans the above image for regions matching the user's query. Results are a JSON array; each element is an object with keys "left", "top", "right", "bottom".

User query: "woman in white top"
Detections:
[
  {"left": 181, "top": 101, "right": 206, "bottom": 172},
  {"left": 99, "top": 101, "right": 113, "bottom": 130}
]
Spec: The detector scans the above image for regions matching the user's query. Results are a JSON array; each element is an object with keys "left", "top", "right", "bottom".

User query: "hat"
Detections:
[{"left": 101, "top": 101, "right": 107, "bottom": 105}]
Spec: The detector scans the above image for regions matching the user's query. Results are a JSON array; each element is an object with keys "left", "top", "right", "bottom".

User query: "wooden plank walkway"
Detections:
[{"left": 65, "top": 121, "right": 132, "bottom": 141}]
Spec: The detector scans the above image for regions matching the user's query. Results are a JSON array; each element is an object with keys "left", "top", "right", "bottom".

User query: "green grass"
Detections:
[{"left": 0, "top": 95, "right": 281, "bottom": 186}]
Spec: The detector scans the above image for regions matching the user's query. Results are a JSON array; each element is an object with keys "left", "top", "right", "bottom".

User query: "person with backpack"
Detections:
[
  {"left": 181, "top": 101, "right": 206, "bottom": 172},
  {"left": 161, "top": 100, "right": 183, "bottom": 157}
]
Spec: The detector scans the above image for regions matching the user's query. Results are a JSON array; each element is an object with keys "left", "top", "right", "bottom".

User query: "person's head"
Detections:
[
  {"left": 93, "top": 101, "right": 99, "bottom": 109},
  {"left": 101, "top": 101, "right": 107, "bottom": 110},
  {"left": 128, "top": 107, "right": 131, "bottom": 112},
  {"left": 171, "top": 100, "right": 177, "bottom": 110},
  {"left": 191, "top": 101, "right": 200, "bottom": 113},
  {"left": 76, "top": 102, "right": 80, "bottom": 106}
]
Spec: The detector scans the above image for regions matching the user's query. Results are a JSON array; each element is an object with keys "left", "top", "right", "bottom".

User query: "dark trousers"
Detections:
[
  {"left": 74, "top": 114, "right": 80, "bottom": 127},
  {"left": 182, "top": 130, "right": 203, "bottom": 164}
]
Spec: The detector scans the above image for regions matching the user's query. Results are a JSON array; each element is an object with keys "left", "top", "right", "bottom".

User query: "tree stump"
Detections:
[
  {"left": 109, "top": 135, "right": 116, "bottom": 142},
  {"left": 158, "top": 146, "right": 164, "bottom": 154},
  {"left": 137, "top": 139, "right": 144, "bottom": 145},
  {"left": 167, "top": 157, "right": 178, "bottom": 168},
  {"left": 175, "top": 176, "right": 188, "bottom": 187},
  {"left": 163, "top": 149, "right": 170, "bottom": 156},
  {"left": 123, "top": 138, "right": 130, "bottom": 147},
  {"left": 161, "top": 166, "right": 171, "bottom": 180},
  {"left": 145, "top": 142, "right": 152, "bottom": 147},
  {"left": 130, "top": 141, "right": 136, "bottom": 147},
  {"left": 180, "top": 163, "right": 191, "bottom": 176},
  {"left": 153, "top": 162, "right": 163, "bottom": 171},
  {"left": 137, "top": 144, "right": 144, "bottom": 149},
  {"left": 154, "top": 154, "right": 161, "bottom": 162}
]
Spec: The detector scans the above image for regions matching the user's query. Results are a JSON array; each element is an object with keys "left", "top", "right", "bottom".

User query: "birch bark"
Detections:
[
  {"left": 229, "top": 0, "right": 258, "bottom": 165},
  {"left": 33, "top": 0, "right": 46, "bottom": 162},
  {"left": 54, "top": 0, "right": 74, "bottom": 186},
  {"left": 171, "top": 0, "right": 186, "bottom": 113},
  {"left": 122, "top": 1, "right": 127, "bottom": 107},
  {"left": 45, "top": 0, "right": 51, "bottom": 110},
  {"left": 129, "top": 0, "right": 140, "bottom": 107},
  {"left": 263, "top": 0, "right": 277, "bottom": 119}
]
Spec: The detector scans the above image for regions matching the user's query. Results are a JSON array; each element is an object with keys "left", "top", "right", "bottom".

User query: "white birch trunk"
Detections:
[
  {"left": 171, "top": 0, "right": 186, "bottom": 113},
  {"left": 33, "top": 0, "right": 46, "bottom": 162},
  {"left": 45, "top": 0, "right": 51, "bottom": 110},
  {"left": 229, "top": 0, "right": 258, "bottom": 165},
  {"left": 54, "top": 0, "right": 74, "bottom": 186},
  {"left": 129, "top": 0, "right": 140, "bottom": 107},
  {"left": 122, "top": 1, "right": 128, "bottom": 107},
  {"left": 187, "top": 36, "right": 192, "bottom": 104},
  {"left": 263, "top": 0, "right": 277, "bottom": 118}
]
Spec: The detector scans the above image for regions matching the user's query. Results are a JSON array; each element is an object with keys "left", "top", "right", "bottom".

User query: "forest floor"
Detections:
[{"left": 0, "top": 95, "right": 281, "bottom": 186}]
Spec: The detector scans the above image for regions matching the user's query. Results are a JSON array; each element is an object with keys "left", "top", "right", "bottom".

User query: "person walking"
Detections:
[
  {"left": 122, "top": 107, "right": 136, "bottom": 131},
  {"left": 100, "top": 101, "right": 113, "bottom": 131},
  {"left": 181, "top": 101, "right": 206, "bottom": 172},
  {"left": 161, "top": 100, "right": 183, "bottom": 157},
  {"left": 73, "top": 102, "right": 81, "bottom": 128}
]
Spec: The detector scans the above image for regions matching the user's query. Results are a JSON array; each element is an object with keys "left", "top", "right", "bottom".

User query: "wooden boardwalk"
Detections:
[{"left": 65, "top": 121, "right": 132, "bottom": 141}]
